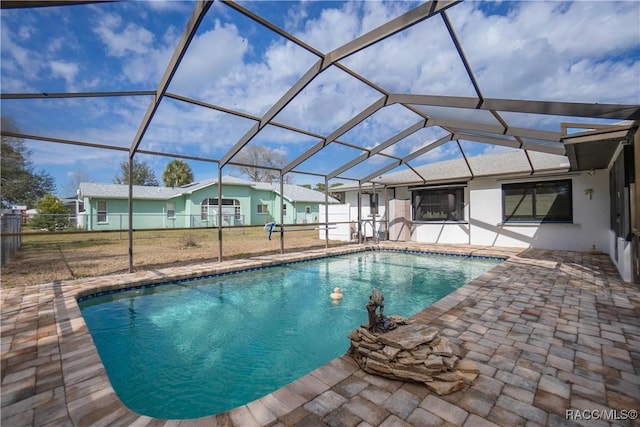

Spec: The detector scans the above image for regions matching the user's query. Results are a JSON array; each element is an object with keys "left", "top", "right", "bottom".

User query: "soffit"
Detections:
[{"left": 562, "top": 124, "right": 637, "bottom": 171}]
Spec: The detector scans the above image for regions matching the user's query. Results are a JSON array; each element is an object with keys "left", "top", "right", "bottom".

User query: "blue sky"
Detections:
[{"left": 1, "top": 0, "right": 639, "bottom": 196}]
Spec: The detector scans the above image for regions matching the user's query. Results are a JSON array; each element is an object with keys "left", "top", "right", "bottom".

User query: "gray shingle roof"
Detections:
[
  {"left": 337, "top": 151, "right": 570, "bottom": 189},
  {"left": 79, "top": 177, "right": 339, "bottom": 203},
  {"left": 78, "top": 183, "right": 184, "bottom": 200},
  {"left": 252, "top": 182, "right": 339, "bottom": 203}
]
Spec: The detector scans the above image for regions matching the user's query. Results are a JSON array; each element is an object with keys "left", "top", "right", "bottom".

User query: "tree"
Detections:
[
  {"left": 1, "top": 116, "right": 56, "bottom": 208},
  {"left": 29, "top": 194, "right": 72, "bottom": 231},
  {"left": 113, "top": 158, "right": 159, "bottom": 186},
  {"left": 300, "top": 182, "right": 344, "bottom": 201},
  {"left": 232, "top": 145, "right": 291, "bottom": 183},
  {"left": 329, "top": 182, "right": 344, "bottom": 202},
  {"left": 162, "top": 159, "right": 194, "bottom": 187},
  {"left": 61, "top": 168, "right": 94, "bottom": 197}
]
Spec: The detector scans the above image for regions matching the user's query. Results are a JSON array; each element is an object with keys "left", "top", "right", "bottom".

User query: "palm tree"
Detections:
[{"left": 162, "top": 159, "right": 194, "bottom": 187}]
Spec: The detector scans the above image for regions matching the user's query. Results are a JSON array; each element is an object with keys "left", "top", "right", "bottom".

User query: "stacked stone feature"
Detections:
[{"left": 348, "top": 322, "right": 480, "bottom": 395}]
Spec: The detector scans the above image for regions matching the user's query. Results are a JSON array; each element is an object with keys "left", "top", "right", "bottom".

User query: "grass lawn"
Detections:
[{"left": 1, "top": 227, "right": 351, "bottom": 287}]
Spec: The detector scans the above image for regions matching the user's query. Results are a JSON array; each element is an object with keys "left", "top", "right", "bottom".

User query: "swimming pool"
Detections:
[{"left": 79, "top": 250, "right": 500, "bottom": 419}]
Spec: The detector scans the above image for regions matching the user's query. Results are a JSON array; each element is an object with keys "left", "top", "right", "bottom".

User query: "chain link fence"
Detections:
[{"left": 24, "top": 213, "right": 247, "bottom": 232}]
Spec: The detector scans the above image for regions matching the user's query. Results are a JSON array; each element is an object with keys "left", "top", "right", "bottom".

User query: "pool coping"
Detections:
[
  {"left": 4, "top": 242, "right": 638, "bottom": 426},
  {"left": 76, "top": 246, "right": 506, "bottom": 304},
  {"left": 26, "top": 243, "right": 519, "bottom": 425}
]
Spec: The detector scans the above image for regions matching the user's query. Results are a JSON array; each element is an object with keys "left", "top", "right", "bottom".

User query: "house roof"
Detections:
[
  {"left": 251, "top": 182, "right": 339, "bottom": 204},
  {"left": 78, "top": 177, "right": 339, "bottom": 203},
  {"left": 336, "top": 150, "right": 571, "bottom": 190},
  {"left": 78, "top": 183, "right": 184, "bottom": 200}
]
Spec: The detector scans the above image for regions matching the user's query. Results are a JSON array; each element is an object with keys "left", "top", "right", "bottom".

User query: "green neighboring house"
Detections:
[{"left": 77, "top": 176, "right": 338, "bottom": 231}]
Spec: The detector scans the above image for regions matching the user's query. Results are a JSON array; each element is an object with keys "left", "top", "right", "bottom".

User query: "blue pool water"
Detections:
[{"left": 79, "top": 251, "right": 500, "bottom": 419}]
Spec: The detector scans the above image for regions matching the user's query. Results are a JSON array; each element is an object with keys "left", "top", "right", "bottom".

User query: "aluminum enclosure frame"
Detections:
[{"left": 2, "top": 0, "right": 639, "bottom": 272}]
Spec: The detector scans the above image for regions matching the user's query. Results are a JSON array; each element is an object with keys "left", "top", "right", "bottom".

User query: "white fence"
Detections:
[{"left": 318, "top": 203, "right": 386, "bottom": 242}]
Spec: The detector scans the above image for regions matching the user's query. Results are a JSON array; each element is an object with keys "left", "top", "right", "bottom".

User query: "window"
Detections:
[
  {"left": 97, "top": 201, "right": 107, "bottom": 223},
  {"left": 257, "top": 204, "right": 268, "bottom": 214},
  {"left": 167, "top": 202, "right": 175, "bottom": 219},
  {"left": 282, "top": 203, "right": 287, "bottom": 217},
  {"left": 305, "top": 206, "right": 311, "bottom": 214},
  {"left": 201, "top": 204, "right": 209, "bottom": 221},
  {"left": 502, "top": 179, "right": 572, "bottom": 223},
  {"left": 201, "top": 198, "right": 240, "bottom": 221},
  {"left": 412, "top": 187, "right": 464, "bottom": 221}
]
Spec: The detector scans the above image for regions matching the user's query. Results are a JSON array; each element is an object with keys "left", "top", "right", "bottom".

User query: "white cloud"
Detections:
[
  {"left": 284, "top": 2, "right": 309, "bottom": 32},
  {"left": 141, "top": 99, "right": 256, "bottom": 156},
  {"left": 339, "top": 5, "right": 476, "bottom": 96},
  {"left": 0, "top": 24, "right": 45, "bottom": 84},
  {"left": 47, "top": 37, "right": 65, "bottom": 53},
  {"left": 50, "top": 60, "right": 79, "bottom": 85},
  {"left": 414, "top": 141, "right": 460, "bottom": 164},
  {"left": 448, "top": 1, "right": 640, "bottom": 103},
  {"left": 169, "top": 20, "right": 248, "bottom": 93},
  {"left": 27, "top": 139, "right": 121, "bottom": 167},
  {"left": 93, "top": 12, "right": 155, "bottom": 57},
  {"left": 299, "top": 3, "right": 361, "bottom": 53},
  {"left": 143, "top": 1, "right": 192, "bottom": 14},
  {"left": 292, "top": 1, "right": 414, "bottom": 53},
  {"left": 18, "top": 25, "right": 35, "bottom": 40}
]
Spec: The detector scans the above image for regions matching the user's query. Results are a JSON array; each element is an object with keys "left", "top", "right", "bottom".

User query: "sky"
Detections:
[{"left": 1, "top": 0, "right": 639, "bottom": 197}]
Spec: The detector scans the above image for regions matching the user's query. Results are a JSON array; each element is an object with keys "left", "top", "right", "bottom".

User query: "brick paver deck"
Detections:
[{"left": 2, "top": 243, "right": 639, "bottom": 426}]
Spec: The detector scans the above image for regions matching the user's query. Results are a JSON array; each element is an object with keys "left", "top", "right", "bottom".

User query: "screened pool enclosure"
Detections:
[{"left": 1, "top": 0, "right": 639, "bottom": 273}]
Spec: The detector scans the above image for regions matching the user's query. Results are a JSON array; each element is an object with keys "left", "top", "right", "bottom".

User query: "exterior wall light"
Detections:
[{"left": 584, "top": 188, "right": 594, "bottom": 200}]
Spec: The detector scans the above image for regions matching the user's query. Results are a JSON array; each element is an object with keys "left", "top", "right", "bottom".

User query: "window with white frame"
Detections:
[
  {"left": 411, "top": 186, "right": 465, "bottom": 222},
  {"left": 305, "top": 206, "right": 311, "bottom": 214},
  {"left": 201, "top": 203, "right": 209, "bottom": 221},
  {"left": 282, "top": 203, "right": 287, "bottom": 217},
  {"left": 257, "top": 204, "right": 269, "bottom": 214},
  {"left": 201, "top": 198, "right": 241, "bottom": 221},
  {"left": 97, "top": 200, "right": 108, "bottom": 223},
  {"left": 167, "top": 202, "right": 175, "bottom": 219}
]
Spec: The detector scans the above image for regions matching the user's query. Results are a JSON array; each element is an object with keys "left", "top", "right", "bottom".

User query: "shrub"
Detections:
[
  {"left": 29, "top": 194, "right": 72, "bottom": 231},
  {"left": 180, "top": 235, "right": 199, "bottom": 248}
]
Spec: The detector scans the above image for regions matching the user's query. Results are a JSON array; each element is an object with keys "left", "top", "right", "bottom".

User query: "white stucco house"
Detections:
[{"left": 324, "top": 139, "right": 636, "bottom": 282}]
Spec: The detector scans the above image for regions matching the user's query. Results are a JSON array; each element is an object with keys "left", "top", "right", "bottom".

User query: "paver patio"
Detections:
[{"left": 2, "top": 243, "right": 639, "bottom": 426}]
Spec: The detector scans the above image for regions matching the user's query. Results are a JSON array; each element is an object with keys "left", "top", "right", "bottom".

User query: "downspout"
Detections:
[
  {"left": 357, "top": 182, "right": 362, "bottom": 244},
  {"left": 457, "top": 140, "right": 474, "bottom": 246},
  {"left": 372, "top": 182, "right": 377, "bottom": 243},
  {"left": 384, "top": 184, "right": 389, "bottom": 242},
  {"left": 324, "top": 177, "right": 329, "bottom": 249},
  {"left": 75, "top": 189, "right": 80, "bottom": 227},
  {"left": 128, "top": 156, "right": 134, "bottom": 273},
  {"left": 217, "top": 167, "right": 223, "bottom": 262},
  {"left": 87, "top": 197, "right": 92, "bottom": 230},
  {"left": 280, "top": 177, "right": 285, "bottom": 255},
  {"left": 467, "top": 185, "right": 471, "bottom": 245}
]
